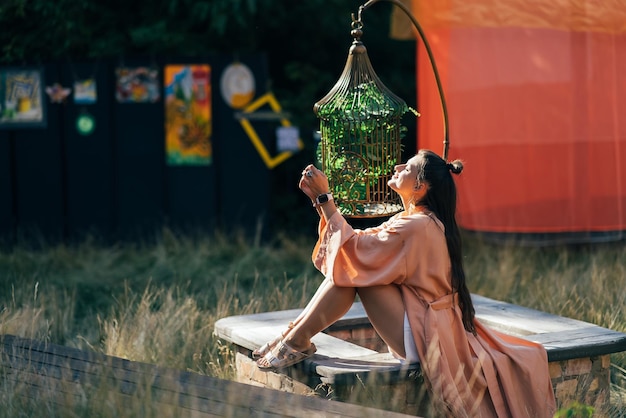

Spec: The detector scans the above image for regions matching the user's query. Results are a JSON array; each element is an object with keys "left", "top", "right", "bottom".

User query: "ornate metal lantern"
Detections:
[
  {"left": 314, "top": 21, "right": 408, "bottom": 218},
  {"left": 314, "top": 0, "right": 449, "bottom": 218}
]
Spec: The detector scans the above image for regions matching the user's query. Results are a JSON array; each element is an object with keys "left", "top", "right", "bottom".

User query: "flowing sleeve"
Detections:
[{"left": 312, "top": 212, "right": 429, "bottom": 287}]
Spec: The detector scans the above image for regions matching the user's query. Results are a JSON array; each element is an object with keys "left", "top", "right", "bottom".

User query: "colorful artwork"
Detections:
[
  {"left": 45, "top": 83, "right": 72, "bottom": 103},
  {"left": 164, "top": 64, "right": 212, "bottom": 166},
  {"left": 115, "top": 67, "right": 160, "bottom": 103},
  {"left": 0, "top": 68, "right": 46, "bottom": 128},
  {"left": 74, "top": 79, "right": 97, "bottom": 104}
]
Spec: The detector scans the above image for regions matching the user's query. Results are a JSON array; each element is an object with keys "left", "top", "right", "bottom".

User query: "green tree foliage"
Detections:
[{"left": 0, "top": 0, "right": 415, "bottom": 129}]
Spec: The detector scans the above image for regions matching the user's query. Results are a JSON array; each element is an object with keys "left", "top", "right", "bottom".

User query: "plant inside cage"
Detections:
[{"left": 314, "top": 20, "right": 415, "bottom": 218}]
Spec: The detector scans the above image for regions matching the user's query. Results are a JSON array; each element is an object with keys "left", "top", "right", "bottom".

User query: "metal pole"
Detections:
[{"left": 358, "top": 0, "right": 450, "bottom": 161}]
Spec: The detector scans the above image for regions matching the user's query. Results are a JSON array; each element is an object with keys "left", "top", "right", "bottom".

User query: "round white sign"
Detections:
[{"left": 220, "top": 63, "right": 255, "bottom": 109}]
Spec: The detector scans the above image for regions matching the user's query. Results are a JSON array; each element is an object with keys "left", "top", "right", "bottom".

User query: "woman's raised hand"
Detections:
[{"left": 299, "top": 164, "right": 329, "bottom": 201}]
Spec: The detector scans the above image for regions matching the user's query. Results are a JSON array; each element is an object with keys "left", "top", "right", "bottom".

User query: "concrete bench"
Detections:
[
  {"left": 214, "top": 294, "right": 626, "bottom": 416},
  {"left": 0, "top": 334, "right": 415, "bottom": 417}
]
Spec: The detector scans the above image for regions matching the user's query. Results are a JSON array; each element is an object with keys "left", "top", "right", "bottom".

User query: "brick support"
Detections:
[{"left": 549, "top": 355, "right": 611, "bottom": 414}]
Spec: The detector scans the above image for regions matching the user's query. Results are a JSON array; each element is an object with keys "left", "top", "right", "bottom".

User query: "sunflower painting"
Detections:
[{"left": 164, "top": 65, "right": 212, "bottom": 166}]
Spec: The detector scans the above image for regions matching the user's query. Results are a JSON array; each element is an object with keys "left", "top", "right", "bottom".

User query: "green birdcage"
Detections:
[
  {"left": 314, "top": 0, "right": 449, "bottom": 218},
  {"left": 314, "top": 19, "right": 410, "bottom": 218}
]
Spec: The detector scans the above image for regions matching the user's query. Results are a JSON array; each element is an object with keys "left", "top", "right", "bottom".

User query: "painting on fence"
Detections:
[
  {"left": 0, "top": 67, "right": 46, "bottom": 129},
  {"left": 164, "top": 64, "right": 212, "bottom": 166},
  {"left": 115, "top": 67, "right": 160, "bottom": 103},
  {"left": 74, "top": 79, "right": 97, "bottom": 104}
]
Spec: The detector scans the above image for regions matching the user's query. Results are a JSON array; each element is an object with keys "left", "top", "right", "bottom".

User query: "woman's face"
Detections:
[{"left": 388, "top": 155, "right": 422, "bottom": 195}]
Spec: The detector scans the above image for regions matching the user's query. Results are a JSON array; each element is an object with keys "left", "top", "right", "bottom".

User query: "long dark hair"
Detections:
[{"left": 415, "top": 149, "right": 476, "bottom": 334}]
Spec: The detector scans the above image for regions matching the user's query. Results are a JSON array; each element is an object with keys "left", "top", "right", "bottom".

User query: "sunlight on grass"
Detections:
[{"left": 0, "top": 228, "right": 624, "bottom": 416}]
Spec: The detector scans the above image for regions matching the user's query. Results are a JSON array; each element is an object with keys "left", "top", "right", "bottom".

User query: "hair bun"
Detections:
[{"left": 447, "top": 160, "right": 463, "bottom": 175}]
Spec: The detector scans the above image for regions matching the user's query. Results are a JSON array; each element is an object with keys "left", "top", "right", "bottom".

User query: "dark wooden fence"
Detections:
[{"left": 0, "top": 54, "right": 288, "bottom": 246}]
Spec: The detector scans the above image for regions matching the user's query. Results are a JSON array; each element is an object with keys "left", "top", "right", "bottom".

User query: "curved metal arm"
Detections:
[{"left": 358, "top": 0, "right": 449, "bottom": 161}]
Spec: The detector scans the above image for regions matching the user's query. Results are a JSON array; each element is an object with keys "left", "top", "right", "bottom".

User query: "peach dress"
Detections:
[{"left": 312, "top": 211, "right": 556, "bottom": 418}]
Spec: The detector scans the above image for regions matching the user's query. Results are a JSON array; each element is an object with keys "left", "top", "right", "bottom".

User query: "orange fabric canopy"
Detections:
[
  {"left": 408, "top": 0, "right": 626, "bottom": 239},
  {"left": 411, "top": 0, "right": 626, "bottom": 33}
]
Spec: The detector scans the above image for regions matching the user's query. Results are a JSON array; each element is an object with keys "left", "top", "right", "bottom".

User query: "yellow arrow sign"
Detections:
[{"left": 238, "top": 92, "right": 303, "bottom": 169}]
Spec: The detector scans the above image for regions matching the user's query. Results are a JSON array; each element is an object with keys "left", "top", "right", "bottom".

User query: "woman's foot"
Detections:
[
  {"left": 251, "top": 322, "right": 295, "bottom": 360},
  {"left": 255, "top": 339, "right": 317, "bottom": 371}
]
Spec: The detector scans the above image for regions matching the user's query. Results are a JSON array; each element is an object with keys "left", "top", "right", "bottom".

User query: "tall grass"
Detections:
[{"left": 0, "top": 228, "right": 625, "bottom": 416}]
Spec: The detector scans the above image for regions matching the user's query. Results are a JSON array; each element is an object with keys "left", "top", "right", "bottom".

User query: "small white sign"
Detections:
[{"left": 276, "top": 126, "right": 301, "bottom": 152}]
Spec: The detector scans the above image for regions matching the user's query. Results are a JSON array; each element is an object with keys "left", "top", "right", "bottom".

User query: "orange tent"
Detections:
[{"left": 395, "top": 0, "right": 626, "bottom": 243}]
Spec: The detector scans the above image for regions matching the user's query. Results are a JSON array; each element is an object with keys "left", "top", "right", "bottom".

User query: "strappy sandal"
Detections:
[
  {"left": 255, "top": 340, "right": 317, "bottom": 371},
  {"left": 252, "top": 322, "right": 294, "bottom": 360}
]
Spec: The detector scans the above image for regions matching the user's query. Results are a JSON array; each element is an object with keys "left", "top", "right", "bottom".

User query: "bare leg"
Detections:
[
  {"left": 357, "top": 285, "right": 406, "bottom": 358},
  {"left": 253, "top": 277, "right": 345, "bottom": 359},
  {"left": 256, "top": 280, "right": 406, "bottom": 368},
  {"left": 277, "top": 278, "right": 356, "bottom": 352},
  {"left": 288, "top": 276, "right": 337, "bottom": 328},
  {"left": 283, "top": 282, "right": 406, "bottom": 354}
]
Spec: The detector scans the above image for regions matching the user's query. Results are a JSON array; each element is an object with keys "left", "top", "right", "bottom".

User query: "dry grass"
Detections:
[{"left": 0, "top": 228, "right": 624, "bottom": 416}]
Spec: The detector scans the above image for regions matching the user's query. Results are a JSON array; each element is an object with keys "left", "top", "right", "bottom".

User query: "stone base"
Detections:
[
  {"left": 549, "top": 355, "right": 611, "bottom": 415},
  {"left": 235, "top": 351, "right": 432, "bottom": 416}
]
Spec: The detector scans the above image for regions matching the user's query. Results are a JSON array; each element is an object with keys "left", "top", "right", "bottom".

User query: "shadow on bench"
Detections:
[{"left": 214, "top": 294, "right": 626, "bottom": 416}]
